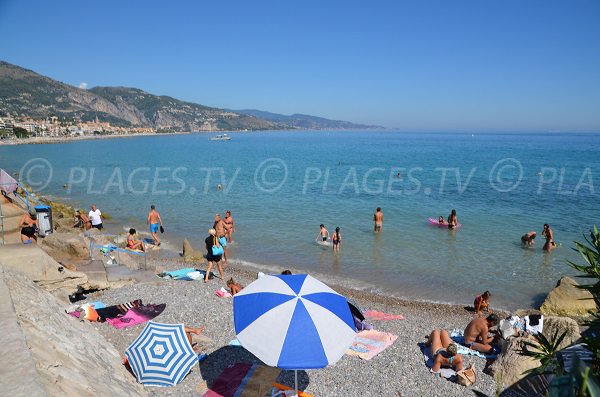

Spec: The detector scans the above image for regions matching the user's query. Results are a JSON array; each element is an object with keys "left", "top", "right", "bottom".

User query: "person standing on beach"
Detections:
[
  {"left": 374, "top": 207, "right": 383, "bottom": 232},
  {"left": 205, "top": 228, "right": 224, "bottom": 282},
  {"left": 19, "top": 209, "right": 38, "bottom": 243},
  {"left": 147, "top": 205, "right": 163, "bottom": 246},
  {"left": 214, "top": 214, "right": 229, "bottom": 265},
  {"left": 88, "top": 204, "right": 103, "bottom": 230},
  {"left": 447, "top": 209, "right": 458, "bottom": 229},
  {"left": 542, "top": 224, "right": 555, "bottom": 252},
  {"left": 224, "top": 210, "right": 235, "bottom": 243}
]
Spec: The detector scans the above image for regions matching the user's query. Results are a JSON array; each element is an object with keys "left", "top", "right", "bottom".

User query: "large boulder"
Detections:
[
  {"left": 1, "top": 267, "right": 146, "bottom": 396},
  {"left": 540, "top": 276, "right": 597, "bottom": 317},
  {"left": 41, "top": 232, "right": 90, "bottom": 259},
  {"left": 183, "top": 238, "right": 206, "bottom": 262},
  {"left": 488, "top": 337, "right": 541, "bottom": 389},
  {"left": 0, "top": 245, "right": 87, "bottom": 301},
  {"left": 542, "top": 316, "right": 581, "bottom": 349}
]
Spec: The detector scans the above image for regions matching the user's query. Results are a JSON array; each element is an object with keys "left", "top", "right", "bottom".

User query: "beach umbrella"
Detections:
[
  {"left": 125, "top": 321, "right": 198, "bottom": 387},
  {"left": 233, "top": 274, "right": 356, "bottom": 395}
]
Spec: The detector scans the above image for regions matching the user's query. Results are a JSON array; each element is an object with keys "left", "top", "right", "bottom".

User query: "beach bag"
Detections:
[
  {"left": 212, "top": 237, "right": 224, "bottom": 256},
  {"left": 456, "top": 364, "right": 476, "bottom": 386}
]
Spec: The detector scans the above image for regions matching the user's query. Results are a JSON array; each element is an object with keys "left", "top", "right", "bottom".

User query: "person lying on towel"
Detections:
[{"left": 426, "top": 329, "right": 463, "bottom": 373}]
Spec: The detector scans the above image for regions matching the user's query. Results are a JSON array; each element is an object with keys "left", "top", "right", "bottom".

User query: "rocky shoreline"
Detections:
[{"left": 1, "top": 194, "right": 597, "bottom": 396}]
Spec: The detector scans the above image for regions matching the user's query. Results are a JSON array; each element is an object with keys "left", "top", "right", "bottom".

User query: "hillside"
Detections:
[
  {"left": 0, "top": 61, "right": 380, "bottom": 131},
  {"left": 234, "top": 109, "right": 383, "bottom": 130}
]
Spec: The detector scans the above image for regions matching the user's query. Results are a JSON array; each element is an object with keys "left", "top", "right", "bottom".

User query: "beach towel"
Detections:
[
  {"left": 450, "top": 329, "right": 497, "bottom": 359},
  {"left": 216, "top": 288, "right": 232, "bottom": 298},
  {"left": 363, "top": 310, "right": 405, "bottom": 321},
  {"left": 157, "top": 268, "right": 215, "bottom": 281},
  {"left": 202, "top": 363, "right": 280, "bottom": 397},
  {"left": 105, "top": 303, "right": 166, "bottom": 329},
  {"left": 346, "top": 330, "right": 398, "bottom": 360}
]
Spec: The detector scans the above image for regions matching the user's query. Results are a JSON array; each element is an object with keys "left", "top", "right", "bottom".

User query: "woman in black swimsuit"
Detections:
[
  {"left": 447, "top": 209, "right": 458, "bottom": 229},
  {"left": 332, "top": 227, "right": 341, "bottom": 252},
  {"left": 19, "top": 209, "right": 38, "bottom": 244},
  {"left": 205, "top": 228, "right": 224, "bottom": 282}
]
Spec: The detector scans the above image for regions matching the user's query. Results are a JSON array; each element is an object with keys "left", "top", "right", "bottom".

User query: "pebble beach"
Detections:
[{"left": 87, "top": 260, "right": 504, "bottom": 397}]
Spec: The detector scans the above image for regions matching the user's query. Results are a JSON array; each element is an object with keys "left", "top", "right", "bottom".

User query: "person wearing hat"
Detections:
[
  {"left": 19, "top": 208, "right": 38, "bottom": 244},
  {"left": 205, "top": 228, "right": 224, "bottom": 282}
]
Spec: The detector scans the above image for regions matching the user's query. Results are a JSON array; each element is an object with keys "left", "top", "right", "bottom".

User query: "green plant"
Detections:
[
  {"left": 519, "top": 329, "right": 568, "bottom": 376},
  {"left": 568, "top": 226, "right": 600, "bottom": 375}
]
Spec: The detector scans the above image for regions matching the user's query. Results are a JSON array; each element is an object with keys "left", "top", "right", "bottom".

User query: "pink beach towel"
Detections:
[
  {"left": 105, "top": 303, "right": 166, "bottom": 329},
  {"left": 346, "top": 330, "right": 398, "bottom": 360},
  {"left": 363, "top": 310, "right": 405, "bottom": 321}
]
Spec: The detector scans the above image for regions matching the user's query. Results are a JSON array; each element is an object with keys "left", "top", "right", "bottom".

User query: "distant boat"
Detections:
[{"left": 210, "top": 133, "right": 231, "bottom": 141}]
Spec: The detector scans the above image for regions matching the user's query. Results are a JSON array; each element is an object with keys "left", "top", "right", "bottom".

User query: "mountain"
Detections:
[
  {"left": 233, "top": 109, "right": 383, "bottom": 130},
  {"left": 0, "top": 61, "right": 380, "bottom": 131}
]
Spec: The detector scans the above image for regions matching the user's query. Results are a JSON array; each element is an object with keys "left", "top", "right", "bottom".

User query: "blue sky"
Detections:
[{"left": 1, "top": 0, "right": 599, "bottom": 131}]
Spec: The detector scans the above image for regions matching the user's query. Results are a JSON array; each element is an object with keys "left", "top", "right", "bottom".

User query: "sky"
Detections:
[{"left": 0, "top": 0, "right": 599, "bottom": 132}]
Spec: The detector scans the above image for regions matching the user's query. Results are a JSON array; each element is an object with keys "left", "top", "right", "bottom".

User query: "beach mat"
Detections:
[
  {"left": 346, "top": 330, "right": 398, "bottom": 360},
  {"left": 95, "top": 299, "right": 142, "bottom": 320},
  {"left": 363, "top": 310, "right": 405, "bottom": 321},
  {"left": 106, "top": 303, "right": 166, "bottom": 329},
  {"left": 157, "top": 268, "right": 215, "bottom": 281},
  {"left": 202, "top": 363, "right": 280, "bottom": 397}
]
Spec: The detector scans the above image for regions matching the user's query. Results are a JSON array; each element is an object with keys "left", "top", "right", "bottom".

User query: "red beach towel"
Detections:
[{"left": 363, "top": 310, "right": 405, "bottom": 321}]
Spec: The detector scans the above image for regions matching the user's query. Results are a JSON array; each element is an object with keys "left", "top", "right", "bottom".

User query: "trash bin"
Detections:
[{"left": 34, "top": 205, "right": 53, "bottom": 237}]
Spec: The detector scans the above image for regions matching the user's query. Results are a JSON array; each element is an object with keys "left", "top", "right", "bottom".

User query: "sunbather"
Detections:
[
  {"left": 426, "top": 329, "right": 463, "bottom": 373},
  {"left": 227, "top": 278, "right": 243, "bottom": 296},
  {"left": 127, "top": 228, "right": 145, "bottom": 251}
]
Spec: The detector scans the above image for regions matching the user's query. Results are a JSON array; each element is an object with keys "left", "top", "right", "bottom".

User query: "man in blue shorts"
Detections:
[{"left": 147, "top": 205, "right": 163, "bottom": 246}]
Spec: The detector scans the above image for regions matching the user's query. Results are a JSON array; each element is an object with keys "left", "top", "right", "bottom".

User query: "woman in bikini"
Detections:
[
  {"left": 332, "top": 227, "right": 341, "bottom": 252},
  {"left": 126, "top": 228, "right": 145, "bottom": 251},
  {"left": 19, "top": 209, "right": 38, "bottom": 244},
  {"left": 447, "top": 209, "right": 458, "bottom": 229},
  {"left": 224, "top": 210, "right": 235, "bottom": 243},
  {"left": 426, "top": 329, "right": 463, "bottom": 374},
  {"left": 542, "top": 223, "right": 555, "bottom": 252}
]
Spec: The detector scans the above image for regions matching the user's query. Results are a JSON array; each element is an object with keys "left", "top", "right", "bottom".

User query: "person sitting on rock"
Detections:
[{"left": 126, "top": 228, "right": 145, "bottom": 251}]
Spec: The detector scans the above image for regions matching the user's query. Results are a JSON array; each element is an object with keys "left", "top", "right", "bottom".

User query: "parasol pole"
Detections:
[{"left": 294, "top": 369, "right": 298, "bottom": 397}]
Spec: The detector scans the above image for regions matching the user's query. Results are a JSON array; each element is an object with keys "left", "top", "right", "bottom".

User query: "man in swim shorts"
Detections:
[
  {"left": 317, "top": 224, "right": 329, "bottom": 242},
  {"left": 374, "top": 207, "right": 383, "bottom": 232},
  {"left": 147, "top": 205, "right": 163, "bottom": 246},
  {"left": 463, "top": 313, "right": 499, "bottom": 354}
]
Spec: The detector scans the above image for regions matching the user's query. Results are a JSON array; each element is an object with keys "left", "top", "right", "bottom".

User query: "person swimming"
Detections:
[
  {"left": 521, "top": 231, "right": 537, "bottom": 247},
  {"left": 438, "top": 216, "right": 447, "bottom": 225}
]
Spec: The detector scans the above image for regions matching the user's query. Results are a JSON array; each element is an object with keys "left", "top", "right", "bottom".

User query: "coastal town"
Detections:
[{"left": 0, "top": 113, "right": 156, "bottom": 140}]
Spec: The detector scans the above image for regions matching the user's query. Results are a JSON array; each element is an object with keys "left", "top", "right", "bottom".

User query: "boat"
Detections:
[{"left": 210, "top": 133, "right": 231, "bottom": 141}]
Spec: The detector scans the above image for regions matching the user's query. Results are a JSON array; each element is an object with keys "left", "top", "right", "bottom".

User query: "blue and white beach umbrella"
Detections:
[
  {"left": 125, "top": 321, "right": 198, "bottom": 387},
  {"left": 233, "top": 274, "right": 356, "bottom": 371}
]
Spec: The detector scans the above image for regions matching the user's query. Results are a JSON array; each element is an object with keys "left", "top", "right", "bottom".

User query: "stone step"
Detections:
[{"left": 75, "top": 259, "right": 109, "bottom": 290}]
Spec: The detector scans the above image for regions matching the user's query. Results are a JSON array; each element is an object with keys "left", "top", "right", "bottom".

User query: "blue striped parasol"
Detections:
[
  {"left": 125, "top": 321, "right": 198, "bottom": 387},
  {"left": 233, "top": 274, "right": 356, "bottom": 394}
]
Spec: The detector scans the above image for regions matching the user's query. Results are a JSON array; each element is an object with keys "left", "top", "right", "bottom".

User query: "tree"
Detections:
[{"left": 13, "top": 126, "right": 29, "bottom": 138}]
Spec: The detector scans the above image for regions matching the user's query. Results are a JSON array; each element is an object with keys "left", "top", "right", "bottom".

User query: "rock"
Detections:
[
  {"left": 540, "top": 276, "right": 598, "bottom": 317},
  {"left": 41, "top": 232, "right": 90, "bottom": 259},
  {"left": 488, "top": 337, "right": 540, "bottom": 388},
  {"left": 1, "top": 267, "right": 147, "bottom": 396},
  {"left": 542, "top": 316, "right": 581, "bottom": 349},
  {"left": 183, "top": 238, "right": 206, "bottom": 262},
  {"left": 0, "top": 245, "right": 87, "bottom": 301}
]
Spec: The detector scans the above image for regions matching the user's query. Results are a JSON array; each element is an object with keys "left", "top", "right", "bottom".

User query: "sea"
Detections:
[{"left": 1, "top": 131, "right": 599, "bottom": 311}]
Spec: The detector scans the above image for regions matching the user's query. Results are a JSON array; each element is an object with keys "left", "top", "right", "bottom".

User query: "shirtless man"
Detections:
[
  {"left": 374, "top": 207, "right": 383, "bottom": 232},
  {"left": 214, "top": 214, "right": 229, "bottom": 265},
  {"left": 542, "top": 224, "right": 554, "bottom": 252},
  {"left": 73, "top": 210, "right": 91, "bottom": 230},
  {"left": 521, "top": 231, "right": 537, "bottom": 247},
  {"left": 317, "top": 224, "right": 329, "bottom": 242},
  {"left": 463, "top": 313, "right": 499, "bottom": 354},
  {"left": 146, "top": 205, "right": 163, "bottom": 246}
]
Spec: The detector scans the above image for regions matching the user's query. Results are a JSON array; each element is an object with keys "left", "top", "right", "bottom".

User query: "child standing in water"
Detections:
[
  {"left": 332, "top": 227, "right": 341, "bottom": 252},
  {"left": 317, "top": 224, "right": 330, "bottom": 242}
]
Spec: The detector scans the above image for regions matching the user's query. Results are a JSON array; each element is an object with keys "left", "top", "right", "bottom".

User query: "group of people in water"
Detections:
[{"left": 521, "top": 223, "right": 556, "bottom": 252}]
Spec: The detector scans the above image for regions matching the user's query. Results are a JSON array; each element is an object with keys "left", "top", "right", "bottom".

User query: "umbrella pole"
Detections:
[{"left": 294, "top": 369, "right": 298, "bottom": 396}]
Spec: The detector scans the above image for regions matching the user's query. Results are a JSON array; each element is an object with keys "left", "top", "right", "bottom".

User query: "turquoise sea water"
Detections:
[{"left": 1, "top": 131, "right": 599, "bottom": 310}]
